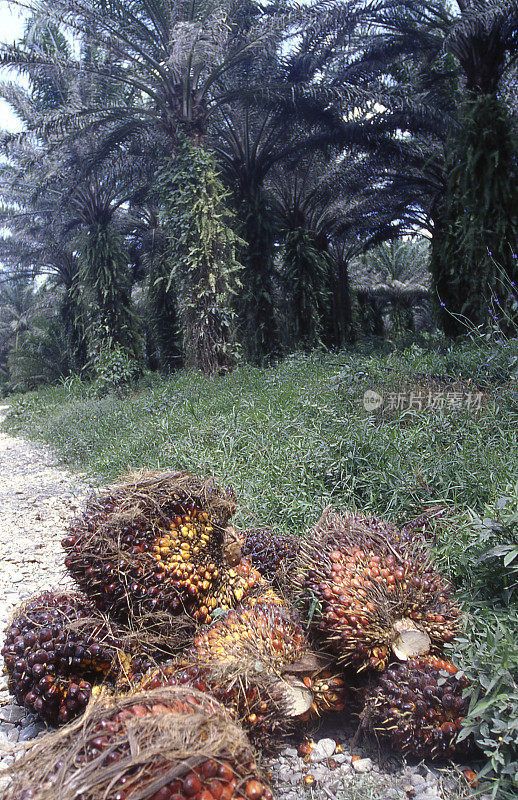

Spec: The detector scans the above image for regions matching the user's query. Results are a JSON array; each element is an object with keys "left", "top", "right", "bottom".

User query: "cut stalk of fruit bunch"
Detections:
[
  {"left": 62, "top": 471, "right": 264, "bottom": 626},
  {"left": 361, "top": 655, "right": 472, "bottom": 759},
  {"left": 4, "top": 686, "right": 274, "bottom": 800},
  {"left": 1, "top": 591, "right": 149, "bottom": 726},
  {"left": 295, "top": 509, "right": 460, "bottom": 671}
]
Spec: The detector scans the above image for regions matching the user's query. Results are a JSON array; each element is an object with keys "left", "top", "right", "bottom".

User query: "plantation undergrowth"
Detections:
[{"left": 4, "top": 336, "right": 518, "bottom": 798}]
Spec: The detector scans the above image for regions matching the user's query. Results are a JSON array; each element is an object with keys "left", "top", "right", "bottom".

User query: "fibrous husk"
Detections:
[
  {"left": 0, "top": 590, "right": 150, "bottom": 726},
  {"left": 62, "top": 471, "right": 263, "bottom": 626},
  {"left": 4, "top": 686, "right": 274, "bottom": 800},
  {"left": 360, "top": 655, "right": 472, "bottom": 760},
  {"left": 138, "top": 599, "right": 348, "bottom": 752},
  {"left": 103, "top": 470, "right": 237, "bottom": 529},
  {"left": 294, "top": 508, "right": 460, "bottom": 672},
  {"left": 241, "top": 528, "right": 300, "bottom": 586}
]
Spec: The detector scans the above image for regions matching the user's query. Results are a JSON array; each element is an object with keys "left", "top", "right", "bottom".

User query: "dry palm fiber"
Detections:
[
  {"left": 241, "top": 528, "right": 299, "bottom": 586},
  {"left": 360, "top": 655, "right": 472, "bottom": 760},
  {"left": 62, "top": 471, "right": 263, "bottom": 625},
  {"left": 4, "top": 686, "right": 274, "bottom": 800},
  {"left": 0, "top": 590, "right": 152, "bottom": 726},
  {"left": 138, "top": 599, "right": 348, "bottom": 752},
  {"left": 294, "top": 508, "right": 460, "bottom": 672}
]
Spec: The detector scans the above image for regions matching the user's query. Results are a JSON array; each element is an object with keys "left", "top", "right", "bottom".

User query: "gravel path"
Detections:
[
  {"left": 0, "top": 407, "right": 476, "bottom": 800},
  {"left": 0, "top": 404, "right": 93, "bottom": 754}
]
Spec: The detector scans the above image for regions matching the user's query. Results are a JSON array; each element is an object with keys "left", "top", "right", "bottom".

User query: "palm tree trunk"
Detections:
[
  {"left": 430, "top": 94, "right": 518, "bottom": 336},
  {"left": 235, "top": 191, "right": 280, "bottom": 364},
  {"left": 157, "top": 136, "right": 240, "bottom": 374},
  {"left": 80, "top": 223, "right": 142, "bottom": 365}
]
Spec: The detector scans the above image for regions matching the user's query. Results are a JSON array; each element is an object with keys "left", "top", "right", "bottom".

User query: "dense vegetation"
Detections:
[
  {"left": 0, "top": 0, "right": 517, "bottom": 387},
  {"left": 0, "top": 0, "right": 517, "bottom": 796}
]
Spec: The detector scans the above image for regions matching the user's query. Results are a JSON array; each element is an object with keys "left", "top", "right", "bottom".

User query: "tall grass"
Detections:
[{"left": 5, "top": 339, "right": 518, "bottom": 532}]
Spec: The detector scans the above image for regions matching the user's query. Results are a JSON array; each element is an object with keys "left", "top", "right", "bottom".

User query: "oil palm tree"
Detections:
[
  {"left": 330, "top": 0, "right": 518, "bottom": 335},
  {"left": 210, "top": 105, "right": 282, "bottom": 364},
  {"left": 125, "top": 199, "right": 183, "bottom": 370},
  {"left": 1, "top": 0, "right": 368, "bottom": 369},
  {"left": 0, "top": 145, "right": 88, "bottom": 371},
  {"left": 0, "top": 115, "right": 142, "bottom": 372},
  {"left": 351, "top": 238, "right": 431, "bottom": 335},
  {"left": 0, "top": 275, "right": 39, "bottom": 353},
  {"left": 269, "top": 151, "right": 360, "bottom": 351},
  {"left": 0, "top": 18, "right": 145, "bottom": 369},
  {"left": 432, "top": 0, "right": 518, "bottom": 334}
]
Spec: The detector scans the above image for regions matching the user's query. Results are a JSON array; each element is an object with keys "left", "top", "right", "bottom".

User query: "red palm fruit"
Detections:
[
  {"left": 4, "top": 687, "right": 273, "bottom": 800},
  {"left": 295, "top": 509, "right": 460, "bottom": 671},
  {"left": 0, "top": 590, "right": 138, "bottom": 726},
  {"left": 362, "top": 655, "right": 472, "bottom": 759}
]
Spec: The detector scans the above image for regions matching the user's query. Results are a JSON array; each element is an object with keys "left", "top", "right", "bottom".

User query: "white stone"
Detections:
[
  {"left": 309, "top": 737, "right": 337, "bottom": 762},
  {"left": 352, "top": 757, "right": 374, "bottom": 773}
]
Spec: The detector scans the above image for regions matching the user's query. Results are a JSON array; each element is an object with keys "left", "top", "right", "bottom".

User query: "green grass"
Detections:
[{"left": 4, "top": 337, "right": 518, "bottom": 532}]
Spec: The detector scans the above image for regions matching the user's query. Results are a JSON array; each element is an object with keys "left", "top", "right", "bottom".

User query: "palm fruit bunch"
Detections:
[
  {"left": 189, "top": 593, "right": 348, "bottom": 725},
  {"left": 5, "top": 686, "right": 274, "bottom": 800},
  {"left": 241, "top": 528, "right": 299, "bottom": 585},
  {"left": 295, "top": 509, "right": 460, "bottom": 672},
  {"left": 139, "top": 597, "right": 348, "bottom": 750},
  {"left": 362, "top": 655, "right": 471, "bottom": 759},
  {"left": 62, "top": 471, "right": 263, "bottom": 625},
  {"left": 0, "top": 590, "right": 146, "bottom": 726}
]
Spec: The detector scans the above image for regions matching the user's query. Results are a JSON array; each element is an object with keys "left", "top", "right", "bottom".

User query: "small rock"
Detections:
[
  {"left": 352, "top": 757, "right": 374, "bottom": 773},
  {"left": 277, "top": 766, "right": 293, "bottom": 783},
  {"left": 311, "top": 765, "right": 329, "bottom": 782},
  {"left": 0, "top": 705, "right": 27, "bottom": 723},
  {"left": 18, "top": 722, "right": 45, "bottom": 741},
  {"left": 309, "top": 737, "right": 336, "bottom": 762}
]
